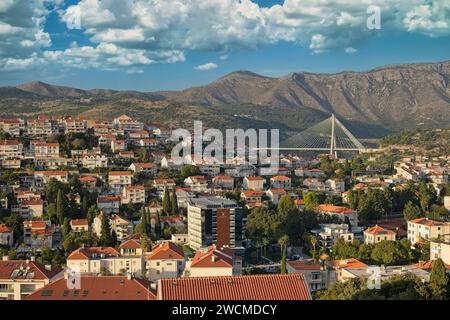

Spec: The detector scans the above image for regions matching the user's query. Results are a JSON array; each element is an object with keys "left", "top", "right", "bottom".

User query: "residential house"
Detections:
[
  {"left": 407, "top": 218, "right": 450, "bottom": 245},
  {"left": 0, "top": 224, "right": 13, "bottom": 247},
  {"left": 286, "top": 259, "right": 334, "bottom": 291},
  {"left": 316, "top": 205, "right": 359, "bottom": 228},
  {"left": 212, "top": 175, "right": 234, "bottom": 190},
  {"left": 0, "top": 259, "right": 63, "bottom": 300},
  {"left": 186, "top": 245, "right": 242, "bottom": 277},
  {"left": 184, "top": 176, "right": 209, "bottom": 193},
  {"left": 122, "top": 185, "right": 146, "bottom": 204},
  {"left": 270, "top": 175, "right": 291, "bottom": 190},
  {"left": 364, "top": 225, "right": 396, "bottom": 244},
  {"left": 145, "top": 241, "right": 186, "bottom": 281},
  {"left": 266, "top": 188, "right": 286, "bottom": 205},
  {"left": 129, "top": 162, "right": 157, "bottom": 175},
  {"left": 97, "top": 195, "right": 121, "bottom": 214},
  {"left": 108, "top": 171, "right": 133, "bottom": 193},
  {"left": 243, "top": 176, "right": 264, "bottom": 191},
  {"left": 70, "top": 219, "right": 89, "bottom": 233}
]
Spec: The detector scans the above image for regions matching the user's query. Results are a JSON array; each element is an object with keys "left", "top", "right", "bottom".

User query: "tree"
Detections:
[
  {"left": 56, "top": 190, "right": 68, "bottom": 225},
  {"left": 140, "top": 235, "right": 151, "bottom": 252},
  {"left": 154, "top": 211, "right": 162, "bottom": 238},
  {"left": 371, "top": 241, "right": 409, "bottom": 266},
  {"left": 162, "top": 187, "right": 172, "bottom": 215},
  {"left": 403, "top": 201, "right": 422, "bottom": 221},
  {"left": 170, "top": 188, "right": 178, "bottom": 215},
  {"left": 139, "top": 207, "right": 150, "bottom": 237},
  {"left": 303, "top": 192, "right": 326, "bottom": 210},
  {"left": 86, "top": 205, "right": 98, "bottom": 224},
  {"left": 100, "top": 214, "right": 113, "bottom": 246},
  {"left": 429, "top": 258, "right": 449, "bottom": 300},
  {"left": 419, "top": 181, "right": 437, "bottom": 213},
  {"left": 428, "top": 205, "right": 449, "bottom": 221},
  {"left": 62, "top": 218, "right": 71, "bottom": 240},
  {"left": 180, "top": 165, "right": 201, "bottom": 179}
]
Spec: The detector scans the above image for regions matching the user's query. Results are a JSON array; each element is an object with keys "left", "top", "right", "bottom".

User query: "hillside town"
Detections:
[{"left": 0, "top": 114, "right": 449, "bottom": 300}]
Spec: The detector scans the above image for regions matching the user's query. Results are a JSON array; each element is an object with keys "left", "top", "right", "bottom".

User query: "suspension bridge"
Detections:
[{"left": 258, "top": 114, "right": 368, "bottom": 157}]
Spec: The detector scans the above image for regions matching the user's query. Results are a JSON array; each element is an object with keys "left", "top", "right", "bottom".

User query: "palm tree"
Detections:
[{"left": 278, "top": 234, "right": 289, "bottom": 257}]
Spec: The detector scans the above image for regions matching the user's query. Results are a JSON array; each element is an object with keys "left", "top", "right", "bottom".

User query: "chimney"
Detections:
[
  {"left": 127, "top": 273, "right": 132, "bottom": 280},
  {"left": 2, "top": 255, "right": 8, "bottom": 261},
  {"left": 211, "top": 255, "right": 216, "bottom": 262},
  {"left": 30, "top": 256, "right": 35, "bottom": 262},
  {"left": 45, "top": 265, "right": 52, "bottom": 271}
]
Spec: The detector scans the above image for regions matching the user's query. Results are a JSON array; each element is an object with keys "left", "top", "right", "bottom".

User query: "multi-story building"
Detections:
[
  {"left": 316, "top": 205, "right": 359, "bottom": 228},
  {"left": 66, "top": 242, "right": 145, "bottom": 277},
  {"left": 184, "top": 176, "right": 208, "bottom": 193},
  {"left": 243, "top": 176, "right": 264, "bottom": 190},
  {"left": 113, "top": 115, "right": 144, "bottom": 133},
  {"left": 129, "top": 162, "right": 157, "bottom": 175},
  {"left": 93, "top": 213, "right": 133, "bottom": 241},
  {"left": 34, "top": 171, "right": 69, "bottom": 186},
  {"left": 270, "top": 175, "right": 291, "bottom": 190},
  {"left": 26, "top": 118, "right": 56, "bottom": 136},
  {"left": 0, "top": 140, "right": 23, "bottom": 159},
  {"left": 70, "top": 219, "right": 89, "bottom": 233},
  {"left": 187, "top": 197, "right": 243, "bottom": 250},
  {"left": 81, "top": 154, "right": 108, "bottom": 169},
  {"left": 111, "top": 140, "right": 127, "bottom": 153},
  {"left": 364, "top": 225, "right": 396, "bottom": 244},
  {"left": 186, "top": 245, "right": 242, "bottom": 277},
  {"left": 30, "top": 141, "right": 59, "bottom": 158},
  {"left": 430, "top": 241, "right": 450, "bottom": 265},
  {"left": 212, "top": 175, "right": 234, "bottom": 190},
  {"left": 97, "top": 195, "right": 121, "bottom": 214},
  {"left": 108, "top": 171, "right": 133, "bottom": 193},
  {"left": 0, "top": 118, "right": 23, "bottom": 136},
  {"left": 407, "top": 218, "right": 450, "bottom": 245},
  {"left": 312, "top": 224, "right": 354, "bottom": 248},
  {"left": 0, "top": 259, "right": 63, "bottom": 300},
  {"left": 266, "top": 188, "right": 286, "bottom": 205},
  {"left": 0, "top": 224, "right": 13, "bottom": 247},
  {"left": 286, "top": 259, "right": 334, "bottom": 292},
  {"left": 145, "top": 241, "right": 186, "bottom": 281},
  {"left": 122, "top": 185, "right": 146, "bottom": 204},
  {"left": 23, "top": 220, "right": 54, "bottom": 249}
]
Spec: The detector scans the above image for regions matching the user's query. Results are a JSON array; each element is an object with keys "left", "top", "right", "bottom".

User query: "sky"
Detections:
[{"left": 0, "top": 0, "right": 450, "bottom": 91}]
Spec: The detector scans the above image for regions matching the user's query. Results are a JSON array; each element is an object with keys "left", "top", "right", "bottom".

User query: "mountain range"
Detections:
[{"left": 1, "top": 60, "right": 450, "bottom": 143}]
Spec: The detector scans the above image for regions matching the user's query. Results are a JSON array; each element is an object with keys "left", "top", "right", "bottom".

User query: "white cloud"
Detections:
[
  {"left": 1, "top": 0, "right": 450, "bottom": 72},
  {"left": 345, "top": 47, "right": 358, "bottom": 53},
  {"left": 194, "top": 62, "right": 218, "bottom": 71}
]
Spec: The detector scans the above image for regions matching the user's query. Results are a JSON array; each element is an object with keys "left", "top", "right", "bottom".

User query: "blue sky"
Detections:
[{"left": 1, "top": 0, "right": 450, "bottom": 91}]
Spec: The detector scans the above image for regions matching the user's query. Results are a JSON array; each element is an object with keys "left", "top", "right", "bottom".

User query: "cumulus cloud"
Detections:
[
  {"left": 1, "top": 0, "right": 450, "bottom": 72},
  {"left": 345, "top": 47, "right": 358, "bottom": 53},
  {"left": 194, "top": 62, "right": 218, "bottom": 71}
]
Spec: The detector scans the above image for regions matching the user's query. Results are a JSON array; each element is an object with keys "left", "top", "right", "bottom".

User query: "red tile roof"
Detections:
[
  {"left": 191, "top": 246, "right": 233, "bottom": 268},
  {"left": 0, "top": 224, "right": 12, "bottom": 233},
  {"left": 287, "top": 260, "right": 322, "bottom": 271},
  {"left": 410, "top": 218, "right": 445, "bottom": 226},
  {"left": 330, "top": 258, "right": 368, "bottom": 269},
  {"left": 159, "top": 274, "right": 312, "bottom": 300},
  {"left": 119, "top": 239, "right": 143, "bottom": 250},
  {"left": 109, "top": 171, "right": 133, "bottom": 176},
  {"left": 0, "top": 140, "right": 20, "bottom": 146},
  {"left": 364, "top": 225, "right": 396, "bottom": 236},
  {"left": 146, "top": 241, "right": 185, "bottom": 260},
  {"left": 271, "top": 175, "right": 290, "bottom": 181},
  {"left": 318, "top": 205, "right": 356, "bottom": 215},
  {"left": 70, "top": 219, "right": 88, "bottom": 226},
  {"left": 415, "top": 260, "right": 450, "bottom": 270},
  {"left": 25, "top": 276, "right": 156, "bottom": 300},
  {"left": 67, "top": 247, "right": 120, "bottom": 260},
  {"left": 0, "top": 260, "right": 62, "bottom": 280}
]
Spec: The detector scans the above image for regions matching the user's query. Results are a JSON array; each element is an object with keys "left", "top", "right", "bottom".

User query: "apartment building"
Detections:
[
  {"left": 27, "top": 118, "right": 56, "bottom": 136},
  {"left": 97, "top": 195, "right": 121, "bottom": 214},
  {"left": 30, "top": 141, "right": 59, "bottom": 157},
  {"left": 66, "top": 243, "right": 145, "bottom": 277},
  {"left": 212, "top": 175, "right": 234, "bottom": 190},
  {"left": 270, "top": 175, "right": 291, "bottom": 190},
  {"left": 0, "top": 118, "right": 23, "bottom": 136},
  {"left": 0, "top": 259, "right": 63, "bottom": 300},
  {"left": 129, "top": 162, "right": 157, "bottom": 175},
  {"left": 186, "top": 245, "right": 242, "bottom": 277},
  {"left": 0, "top": 224, "right": 13, "bottom": 247},
  {"left": 187, "top": 197, "right": 243, "bottom": 250},
  {"left": 407, "top": 218, "right": 450, "bottom": 244},
  {"left": 316, "top": 205, "right": 359, "bottom": 228},
  {"left": 23, "top": 220, "right": 54, "bottom": 249},
  {"left": 122, "top": 185, "right": 146, "bottom": 204},
  {"left": 0, "top": 140, "right": 23, "bottom": 159},
  {"left": 108, "top": 171, "right": 133, "bottom": 193},
  {"left": 243, "top": 176, "right": 264, "bottom": 191},
  {"left": 312, "top": 224, "right": 354, "bottom": 248},
  {"left": 184, "top": 176, "right": 208, "bottom": 193},
  {"left": 287, "top": 259, "right": 334, "bottom": 292},
  {"left": 93, "top": 214, "right": 133, "bottom": 241}
]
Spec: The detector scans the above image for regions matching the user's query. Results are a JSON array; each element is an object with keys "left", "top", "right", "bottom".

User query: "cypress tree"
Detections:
[
  {"left": 140, "top": 207, "right": 149, "bottom": 236},
  {"left": 100, "top": 213, "right": 112, "bottom": 246},
  {"left": 170, "top": 188, "right": 178, "bottom": 215},
  {"left": 154, "top": 211, "right": 162, "bottom": 238},
  {"left": 162, "top": 187, "right": 172, "bottom": 215},
  {"left": 56, "top": 190, "right": 67, "bottom": 225}
]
